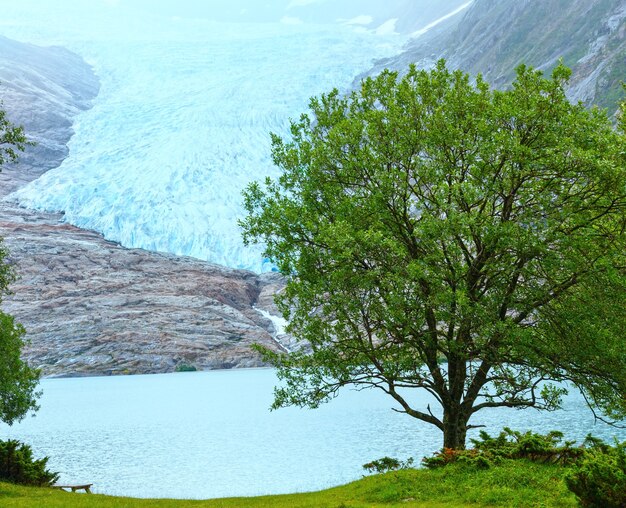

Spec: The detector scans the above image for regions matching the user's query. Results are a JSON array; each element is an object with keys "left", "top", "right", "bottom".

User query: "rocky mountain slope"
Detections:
[
  {"left": 3, "top": 0, "right": 624, "bottom": 377},
  {"left": 0, "top": 37, "right": 290, "bottom": 377},
  {"left": 0, "top": 202, "right": 289, "bottom": 377},
  {"left": 373, "top": 0, "right": 626, "bottom": 113},
  {"left": 0, "top": 36, "right": 99, "bottom": 193},
  {"left": 287, "top": 0, "right": 470, "bottom": 34}
]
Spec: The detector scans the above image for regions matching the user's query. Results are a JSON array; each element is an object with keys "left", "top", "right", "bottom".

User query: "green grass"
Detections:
[{"left": 0, "top": 460, "right": 578, "bottom": 507}]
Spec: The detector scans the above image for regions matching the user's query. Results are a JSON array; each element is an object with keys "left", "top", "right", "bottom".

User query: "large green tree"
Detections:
[
  {"left": 241, "top": 61, "right": 626, "bottom": 450},
  {"left": 0, "top": 102, "right": 39, "bottom": 425}
]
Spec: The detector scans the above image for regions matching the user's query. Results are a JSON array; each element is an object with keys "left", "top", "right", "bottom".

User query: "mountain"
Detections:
[
  {"left": 0, "top": 35, "right": 99, "bottom": 193},
  {"left": 3, "top": 5, "right": 405, "bottom": 273},
  {"left": 1, "top": 1, "right": 472, "bottom": 376},
  {"left": 0, "top": 36, "right": 293, "bottom": 376},
  {"left": 282, "top": 0, "right": 470, "bottom": 34},
  {"left": 0, "top": 203, "right": 293, "bottom": 377},
  {"left": 2, "top": 0, "right": 624, "bottom": 376},
  {"left": 2, "top": 1, "right": 471, "bottom": 273},
  {"left": 371, "top": 0, "right": 626, "bottom": 114}
]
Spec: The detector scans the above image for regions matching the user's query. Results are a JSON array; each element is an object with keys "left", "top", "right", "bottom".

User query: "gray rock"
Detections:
[
  {"left": 0, "top": 36, "right": 291, "bottom": 377},
  {"left": 367, "top": 0, "right": 626, "bottom": 115},
  {"left": 0, "top": 201, "right": 288, "bottom": 377},
  {"left": 0, "top": 35, "right": 100, "bottom": 194}
]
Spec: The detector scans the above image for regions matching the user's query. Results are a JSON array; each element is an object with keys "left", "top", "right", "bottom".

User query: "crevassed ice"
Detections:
[{"left": 4, "top": 11, "right": 402, "bottom": 272}]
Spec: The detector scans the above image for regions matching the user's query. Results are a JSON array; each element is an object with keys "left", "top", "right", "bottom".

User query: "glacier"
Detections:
[{"left": 0, "top": 2, "right": 454, "bottom": 272}]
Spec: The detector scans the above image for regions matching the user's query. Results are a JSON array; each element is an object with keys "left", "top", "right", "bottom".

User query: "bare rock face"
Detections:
[
  {"left": 0, "top": 202, "right": 287, "bottom": 377},
  {"left": 370, "top": 0, "right": 626, "bottom": 115},
  {"left": 0, "top": 35, "right": 100, "bottom": 194},
  {"left": 0, "top": 36, "right": 289, "bottom": 377}
]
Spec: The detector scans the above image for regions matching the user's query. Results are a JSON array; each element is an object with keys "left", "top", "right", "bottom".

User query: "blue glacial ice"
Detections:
[{"left": 1, "top": 3, "right": 407, "bottom": 272}]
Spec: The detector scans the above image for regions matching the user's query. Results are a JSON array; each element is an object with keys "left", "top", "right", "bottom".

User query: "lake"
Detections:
[{"left": 1, "top": 368, "right": 624, "bottom": 499}]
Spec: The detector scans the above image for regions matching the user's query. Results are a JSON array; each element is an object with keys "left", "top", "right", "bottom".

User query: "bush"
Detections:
[
  {"left": 565, "top": 439, "right": 626, "bottom": 508},
  {"left": 422, "top": 428, "right": 582, "bottom": 470},
  {"left": 0, "top": 439, "right": 59, "bottom": 486},
  {"left": 362, "top": 456, "right": 414, "bottom": 474},
  {"left": 175, "top": 363, "right": 197, "bottom": 372},
  {"left": 472, "top": 428, "right": 581, "bottom": 464}
]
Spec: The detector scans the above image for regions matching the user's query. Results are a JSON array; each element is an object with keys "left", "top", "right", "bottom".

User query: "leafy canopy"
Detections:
[
  {"left": 0, "top": 100, "right": 39, "bottom": 425},
  {"left": 241, "top": 60, "right": 626, "bottom": 449}
]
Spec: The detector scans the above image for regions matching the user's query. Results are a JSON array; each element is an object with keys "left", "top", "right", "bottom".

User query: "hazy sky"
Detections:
[
  {"left": 1, "top": 1, "right": 471, "bottom": 40},
  {"left": 100, "top": 0, "right": 469, "bottom": 31}
]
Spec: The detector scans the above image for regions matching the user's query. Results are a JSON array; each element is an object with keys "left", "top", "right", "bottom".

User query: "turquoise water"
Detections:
[{"left": 1, "top": 369, "right": 624, "bottom": 499}]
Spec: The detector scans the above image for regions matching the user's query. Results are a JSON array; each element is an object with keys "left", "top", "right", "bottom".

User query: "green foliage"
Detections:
[
  {"left": 0, "top": 102, "right": 40, "bottom": 425},
  {"left": 0, "top": 102, "right": 29, "bottom": 166},
  {"left": 174, "top": 363, "right": 197, "bottom": 372},
  {"left": 362, "top": 456, "right": 413, "bottom": 474},
  {"left": 420, "top": 447, "right": 494, "bottom": 471},
  {"left": 241, "top": 59, "right": 626, "bottom": 449},
  {"left": 422, "top": 428, "right": 582, "bottom": 470},
  {"left": 0, "top": 460, "right": 578, "bottom": 507},
  {"left": 0, "top": 440, "right": 58, "bottom": 487},
  {"left": 471, "top": 428, "right": 581, "bottom": 464},
  {"left": 419, "top": 429, "right": 626, "bottom": 507},
  {"left": 565, "top": 438, "right": 626, "bottom": 508},
  {"left": 0, "top": 307, "right": 40, "bottom": 425}
]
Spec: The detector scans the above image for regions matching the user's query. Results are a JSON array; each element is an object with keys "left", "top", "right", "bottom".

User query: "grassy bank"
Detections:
[{"left": 0, "top": 460, "right": 577, "bottom": 507}]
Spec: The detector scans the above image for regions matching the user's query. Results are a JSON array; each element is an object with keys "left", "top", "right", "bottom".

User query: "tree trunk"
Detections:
[{"left": 442, "top": 407, "right": 469, "bottom": 450}]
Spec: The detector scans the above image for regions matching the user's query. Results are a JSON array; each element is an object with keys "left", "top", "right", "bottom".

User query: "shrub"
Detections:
[
  {"left": 175, "top": 363, "right": 197, "bottom": 372},
  {"left": 362, "top": 456, "right": 414, "bottom": 474},
  {"left": 0, "top": 439, "right": 59, "bottom": 486},
  {"left": 565, "top": 439, "right": 626, "bottom": 508},
  {"left": 422, "top": 428, "right": 582, "bottom": 469},
  {"left": 421, "top": 447, "right": 476, "bottom": 469},
  {"left": 472, "top": 428, "right": 581, "bottom": 464}
]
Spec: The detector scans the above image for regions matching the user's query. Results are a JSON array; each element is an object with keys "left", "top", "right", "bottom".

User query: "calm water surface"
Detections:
[{"left": 1, "top": 368, "right": 624, "bottom": 499}]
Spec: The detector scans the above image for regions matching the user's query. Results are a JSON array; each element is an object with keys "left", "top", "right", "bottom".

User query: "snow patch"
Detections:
[
  {"left": 411, "top": 0, "right": 474, "bottom": 37},
  {"left": 255, "top": 308, "right": 291, "bottom": 353},
  {"left": 375, "top": 18, "right": 398, "bottom": 36}
]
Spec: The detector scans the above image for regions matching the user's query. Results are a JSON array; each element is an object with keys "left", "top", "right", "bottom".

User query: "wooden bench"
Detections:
[{"left": 53, "top": 483, "right": 93, "bottom": 493}]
